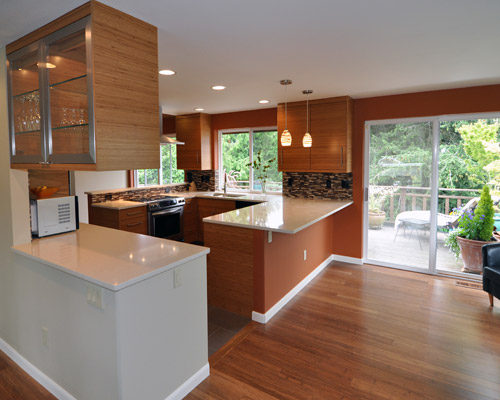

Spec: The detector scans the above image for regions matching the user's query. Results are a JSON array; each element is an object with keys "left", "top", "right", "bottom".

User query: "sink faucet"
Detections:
[{"left": 223, "top": 172, "right": 227, "bottom": 194}]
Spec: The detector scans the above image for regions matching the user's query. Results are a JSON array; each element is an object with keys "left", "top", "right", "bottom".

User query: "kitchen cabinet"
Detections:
[
  {"left": 183, "top": 198, "right": 198, "bottom": 243},
  {"left": 277, "top": 96, "right": 353, "bottom": 173},
  {"left": 6, "top": 1, "right": 160, "bottom": 171},
  {"left": 89, "top": 205, "right": 148, "bottom": 235},
  {"left": 197, "top": 198, "right": 236, "bottom": 241},
  {"left": 176, "top": 113, "right": 212, "bottom": 170}
]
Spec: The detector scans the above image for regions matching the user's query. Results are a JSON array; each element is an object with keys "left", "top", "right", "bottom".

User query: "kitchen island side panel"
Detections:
[
  {"left": 115, "top": 255, "right": 208, "bottom": 400},
  {"left": 258, "top": 216, "right": 334, "bottom": 314}
]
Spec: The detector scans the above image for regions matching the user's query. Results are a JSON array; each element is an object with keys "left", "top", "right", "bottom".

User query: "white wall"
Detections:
[{"left": 74, "top": 171, "right": 128, "bottom": 223}]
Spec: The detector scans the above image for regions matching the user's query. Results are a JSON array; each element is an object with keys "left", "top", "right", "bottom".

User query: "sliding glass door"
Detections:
[
  {"left": 364, "top": 113, "right": 500, "bottom": 278},
  {"left": 364, "top": 120, "right": 435, "bottom": 272}
]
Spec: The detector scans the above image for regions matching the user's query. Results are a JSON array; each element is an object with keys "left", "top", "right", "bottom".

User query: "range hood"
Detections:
[
  {"left": 160, "top": 135, "right": 184, "bottom": 145},
  {"left": 160, "top": 111, "right": 184, "bottom": 145}
]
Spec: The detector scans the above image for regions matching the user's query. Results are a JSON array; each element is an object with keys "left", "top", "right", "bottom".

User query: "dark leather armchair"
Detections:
[{"left": 482, "top": 242, "right": 500, "bottom": 306}]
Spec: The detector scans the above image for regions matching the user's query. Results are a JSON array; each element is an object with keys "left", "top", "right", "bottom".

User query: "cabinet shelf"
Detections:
[
  {"left": 15, "top": 129, "right": 41, "bottom": 135},
  {"left": 50, "top": 74, "right": 87, "bottom": 95},
  {"left": 13, "top": 88, "right": 40, "bottom": 100},
  {"left": 52, "top": 123, "right": 89, "bottom": 131}
]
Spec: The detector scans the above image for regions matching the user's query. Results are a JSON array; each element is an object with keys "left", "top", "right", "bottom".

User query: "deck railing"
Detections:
[{"left": 373, "top": 185, "right": 481, "bottom": 222}]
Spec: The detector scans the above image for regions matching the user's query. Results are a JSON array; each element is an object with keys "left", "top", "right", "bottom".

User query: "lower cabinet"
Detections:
[
  {"left": 183, "top": 198, "right": 198, "bottom": 243},
  {"left": 89, "top": 205, "right": 148, "bottom": 235},
  {"left": 197, "top": 199, "right": 236, "bottom": 242}
]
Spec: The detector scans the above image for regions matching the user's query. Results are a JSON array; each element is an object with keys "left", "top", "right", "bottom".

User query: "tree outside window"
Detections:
[{"left": 136, "top": 142, "right": 185, "bottom": 186}]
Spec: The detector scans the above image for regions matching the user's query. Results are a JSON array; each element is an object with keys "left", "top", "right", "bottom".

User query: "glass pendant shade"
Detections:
[
  {"left": 281, "top": 129, "right": 292, "bottom": 146},
  {"left": 302, "top": 132, "right": 312, "bottom": 147}
]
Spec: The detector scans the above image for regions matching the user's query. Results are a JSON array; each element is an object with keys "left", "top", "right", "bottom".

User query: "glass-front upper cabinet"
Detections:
[{"left": 7, "top": 16, "right": 94, "bottom": 165}]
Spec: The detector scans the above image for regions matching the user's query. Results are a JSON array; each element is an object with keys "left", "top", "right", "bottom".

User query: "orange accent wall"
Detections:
[
  {"left": 331, "top": 83, "right": 500, "bottom": 259},
  {"left": 253, "top": 216, "right": 334, "bottom": 313},
  {"left": 210, "top": 108, "right": 277, "bottom": 169}
]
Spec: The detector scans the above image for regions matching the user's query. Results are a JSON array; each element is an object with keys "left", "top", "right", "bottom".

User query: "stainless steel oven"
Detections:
[{"left": 133, "top": 196, "right": 185, "bottom": 241}]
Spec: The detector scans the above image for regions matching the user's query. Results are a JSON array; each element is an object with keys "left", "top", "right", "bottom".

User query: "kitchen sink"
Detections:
[{"left": 211, "top": 193, "right": 245, "bottom": 198}]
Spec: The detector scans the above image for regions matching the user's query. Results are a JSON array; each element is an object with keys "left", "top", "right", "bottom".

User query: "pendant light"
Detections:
[
  {"left": 280, "top": 79, "right": 292, "bottom": 147},
  {"left": 302, "top": 89, "right": 313, "bottom": 148}
]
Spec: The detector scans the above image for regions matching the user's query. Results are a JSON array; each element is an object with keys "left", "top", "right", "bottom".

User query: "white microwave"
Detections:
[{"left": 31, "top": 196, "right": 79, "bottom": 238}]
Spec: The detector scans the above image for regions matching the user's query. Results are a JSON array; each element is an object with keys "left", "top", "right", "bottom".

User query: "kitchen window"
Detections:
[
  {"left": 218, "top": 128, "right": 282, "bottom": 192},
  {"left": 135, "top": 143, "right": 185, "bottom": 186}
]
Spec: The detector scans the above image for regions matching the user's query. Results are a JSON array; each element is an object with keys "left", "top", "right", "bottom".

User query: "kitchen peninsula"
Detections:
[
  {"left": 87, "top": 187, "right": 352, "bottom": 324},
  {"left": 11, "top": 223, "right": 210, "bottom": 400}
]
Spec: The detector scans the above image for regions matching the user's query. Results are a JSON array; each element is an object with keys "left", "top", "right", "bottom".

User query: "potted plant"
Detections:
[
  {"left": 368, "top": 185, "right": 394, "bottom": 229},
  {"left": 445, "top": 185, "right": 497, "bottom": 274},
  {"left": 248, "top": 151, "right": 276, "bottom": 194}
]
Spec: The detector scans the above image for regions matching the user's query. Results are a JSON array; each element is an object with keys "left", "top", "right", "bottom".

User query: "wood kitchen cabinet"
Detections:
[
  {"left": 89, "top": 205, "right": 148, "bottom": 235},
  {"left": 175, "top": 113, "right": 212, "bottom": 170},
  {"left": 183, "top": 198, "right": 198, "bottom": 243},
  {"left": 6, "top": 1, "right": 160, "bottom": 171},
  {"left": 197, "top": 198, "right": 236, "bottom": 242},
  {"left": 277, "top": 96, "right": 353, "bottom": 173}
]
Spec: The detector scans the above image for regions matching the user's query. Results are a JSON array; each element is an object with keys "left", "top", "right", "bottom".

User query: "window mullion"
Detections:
[{"left": 249, "top": 129, "right": 253, "bottom": 191}]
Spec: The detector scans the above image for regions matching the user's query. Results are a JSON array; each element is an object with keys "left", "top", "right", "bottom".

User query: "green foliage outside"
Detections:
[
  {"left": 369, "top": 119, "right": 500, "bottom": 215},
  {"left": 137, "top": 143, "right": 185, "bottom": 186},
  {"left": 221, "top": 130, "right": 282, "bottom": 191},
  {"left": 444, "top": 186, "right": 495, "bottom": 259}
]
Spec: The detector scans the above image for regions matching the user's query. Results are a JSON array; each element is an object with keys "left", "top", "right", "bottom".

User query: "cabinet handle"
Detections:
[
  {"left": 126, "top": 210, "right": 143, "bottom": 216},
  {"left": 341, "top": 146, "right": 344, "bottom": 167},
  {"left": 126, "top": 222, "right": 143, "bottom": 227},
  {"left": 197, "top": 151, "right": 199, "bottom": 165}
]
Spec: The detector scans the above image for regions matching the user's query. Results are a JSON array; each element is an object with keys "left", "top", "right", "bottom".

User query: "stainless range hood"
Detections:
[
  {"left": 160, "top": 109, "right": 184, "bottom": 145},
  {"left": 160, "top": 135, "right": 184, "bottom": 145}
]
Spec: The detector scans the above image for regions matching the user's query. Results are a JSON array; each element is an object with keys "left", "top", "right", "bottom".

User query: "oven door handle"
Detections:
[{"left": 150, "top": 207, "right": 183, "bottom": 217}]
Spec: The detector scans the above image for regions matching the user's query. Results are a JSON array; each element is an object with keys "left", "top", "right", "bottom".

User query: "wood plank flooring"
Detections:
[
  {"left": 1, "top": 262, "right": 499, "bottom": 399},
  {"left": 188, "top": 262, "right": 500, "bottom": 400}
]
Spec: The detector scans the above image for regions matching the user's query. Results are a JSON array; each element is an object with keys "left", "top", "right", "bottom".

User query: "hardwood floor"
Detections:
[
  {"left": 0, "top": 350, "right": 55, "bottom": 399},
  {"left": 188, "top": 262, "right": 500, "bottom": 400},
  {"left": 1, "top": 262, "right": 499, "bottom": 399}
]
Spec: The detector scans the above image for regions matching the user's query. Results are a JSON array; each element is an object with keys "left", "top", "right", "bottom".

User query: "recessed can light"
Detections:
[
  {"left": 211, "top": 85, "right": 226, "bottom": 90},
  {"left": 259, "top": 99, "right": 270, "bottom": 104},
  {"left": 194, "top": 108, "right": 205, "bottom": 111},
  {"left": 159, "top": 69, "right": 176, "bottom": 75}
]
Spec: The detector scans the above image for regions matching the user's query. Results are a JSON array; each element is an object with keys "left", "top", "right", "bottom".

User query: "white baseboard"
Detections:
[
  {"left": 332, "top": 254, "right": 363, "bottom": 265},
  {"left": 165, "top": 362, "right": 210, "bottom": 400},
  {"left": 252, "top": 254, "right": 334, "bottom": 324},
  {"left": 0, "top": 337, "right": 76, "bottom": 400}
]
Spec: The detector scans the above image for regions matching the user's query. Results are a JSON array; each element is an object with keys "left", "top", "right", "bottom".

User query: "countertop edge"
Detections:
[
  {"left": 11, "top": 245, "right": 210, "bottom": 292},
  {"left": 203, "top": 200, "right": 353, "bottom": 233}
]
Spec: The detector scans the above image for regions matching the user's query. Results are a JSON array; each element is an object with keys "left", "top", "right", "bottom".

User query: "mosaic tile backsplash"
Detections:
[
  {"left": 282, "top": 172, "right": 353, "bottom": 200},
  {"left": 186, "top": 170, "right": 218, "bottom": 192},
  {"left": 90, "top": 183, "right": 189, "bottom": 204}
]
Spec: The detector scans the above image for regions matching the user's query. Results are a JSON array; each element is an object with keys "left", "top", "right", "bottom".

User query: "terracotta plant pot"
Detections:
[
  {"left": 368, "top": 211, "right": 386, "bottom": 230},
  {"left": 457, "top": 236, "right": 498, "bottom": 274}
]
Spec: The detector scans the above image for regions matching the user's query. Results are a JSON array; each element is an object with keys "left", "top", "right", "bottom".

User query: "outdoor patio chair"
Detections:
[{"left": 482, "top": 242, "right": 500, "bottom": 307}]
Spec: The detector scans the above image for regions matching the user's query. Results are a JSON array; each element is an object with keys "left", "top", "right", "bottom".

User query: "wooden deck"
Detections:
[{"left": 366, "top": 223, "right": 466, "bottom": 274}]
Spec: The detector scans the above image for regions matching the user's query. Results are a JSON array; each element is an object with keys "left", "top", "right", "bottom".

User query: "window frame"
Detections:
[
  {"left": 218, "top": 126, "right": 280, "bottom": 193},
  {"left": 134, "top": 144, "right": 184, "bottom": 187}
]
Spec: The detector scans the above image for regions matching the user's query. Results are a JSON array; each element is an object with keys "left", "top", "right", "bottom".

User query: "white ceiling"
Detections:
[{"left": 2, "top": 0, "right": 500, "bottom": 115}]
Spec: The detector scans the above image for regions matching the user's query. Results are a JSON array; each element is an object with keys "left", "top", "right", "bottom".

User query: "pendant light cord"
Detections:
[{"left": 285, "top": 84, "right": 288, "bottom": 131}]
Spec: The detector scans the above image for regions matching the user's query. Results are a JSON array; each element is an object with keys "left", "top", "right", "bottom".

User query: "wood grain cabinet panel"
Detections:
[
  {"left": 277, "top": 96, "right": 353, "bottom": 173},
  {"left": 183, "top": 198, "right": 198, "bottom": 243},
  {"left": 7, "top": 1, "right": 160, "bottom": 171},
  {"left": 89, "top": 205, "right": 147, "bottom": 235},
  {"left": 176, "top": 113, "right": 212, "bottom": 170},
  {"left": 197, "top": 198, "right": 236, "bottom": 242}
]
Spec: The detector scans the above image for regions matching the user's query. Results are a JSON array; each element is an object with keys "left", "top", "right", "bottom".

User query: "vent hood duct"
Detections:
[{"left": 160, "top": 135, "right": 184, "bottom": 145}]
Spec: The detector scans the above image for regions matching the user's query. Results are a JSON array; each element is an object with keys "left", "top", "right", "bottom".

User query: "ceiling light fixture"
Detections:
[
  {"left": 159, "top": 69, "right": 176, "bottom": 75},
  {"left": 280, "top": 79, "right": 292, "bottom": 147},
  {"left": 211, "top": 85, "right": 226, "bottom": 90},
  {"left": 259, "top": 99, "right": 270, "bottom": 104},
  {"left": 302, "top": 90, "right": 313, "bottom": 148},
  {"left": 194, "top": 108, "right": 205, "bottom": 111}
]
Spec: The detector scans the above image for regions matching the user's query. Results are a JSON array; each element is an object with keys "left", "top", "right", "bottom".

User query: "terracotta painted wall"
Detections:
[
  {"left": 253, "top": 216, "right": 334, "bottom": 313},
  {"left": 331, "top": 84, "right": 500, "bottom": 260},
  {"left": 211, "top": 108, "right": 277, "bottom": 169}
]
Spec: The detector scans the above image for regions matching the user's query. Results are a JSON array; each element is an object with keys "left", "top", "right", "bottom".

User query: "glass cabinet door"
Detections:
[
  {"left": 44, "top": 16, "right": 94, "bottom": 163},
  {"left": 7, "top": 42, "right": 44, "bottom": 163}
]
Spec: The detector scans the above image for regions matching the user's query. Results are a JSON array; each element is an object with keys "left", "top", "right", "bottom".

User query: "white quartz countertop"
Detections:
[
  {"left": 12, "top": 224, "right": 210, "bottom": 291},
  {"left": 91, "top": 200, "right": 145, "bottom": 210},
  {"left": 199, "top": 195, "right": 352, "bottom": 233}
]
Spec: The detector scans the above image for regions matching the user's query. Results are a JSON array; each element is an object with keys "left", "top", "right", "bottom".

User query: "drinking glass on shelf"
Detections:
[
  {"left": 60, "top": 107, "right": 69, "bottom": 127},
  {"left": 78, "top": 108, "right": 86, "bottom": 125},
  {"left": 34, "top": 95, "right": 40, "bottom": 131}
]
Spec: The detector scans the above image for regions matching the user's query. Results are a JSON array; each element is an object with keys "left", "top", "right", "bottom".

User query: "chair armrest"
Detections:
[{"left": 482, "top": 242, "right": 500, "bottom": 269}]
